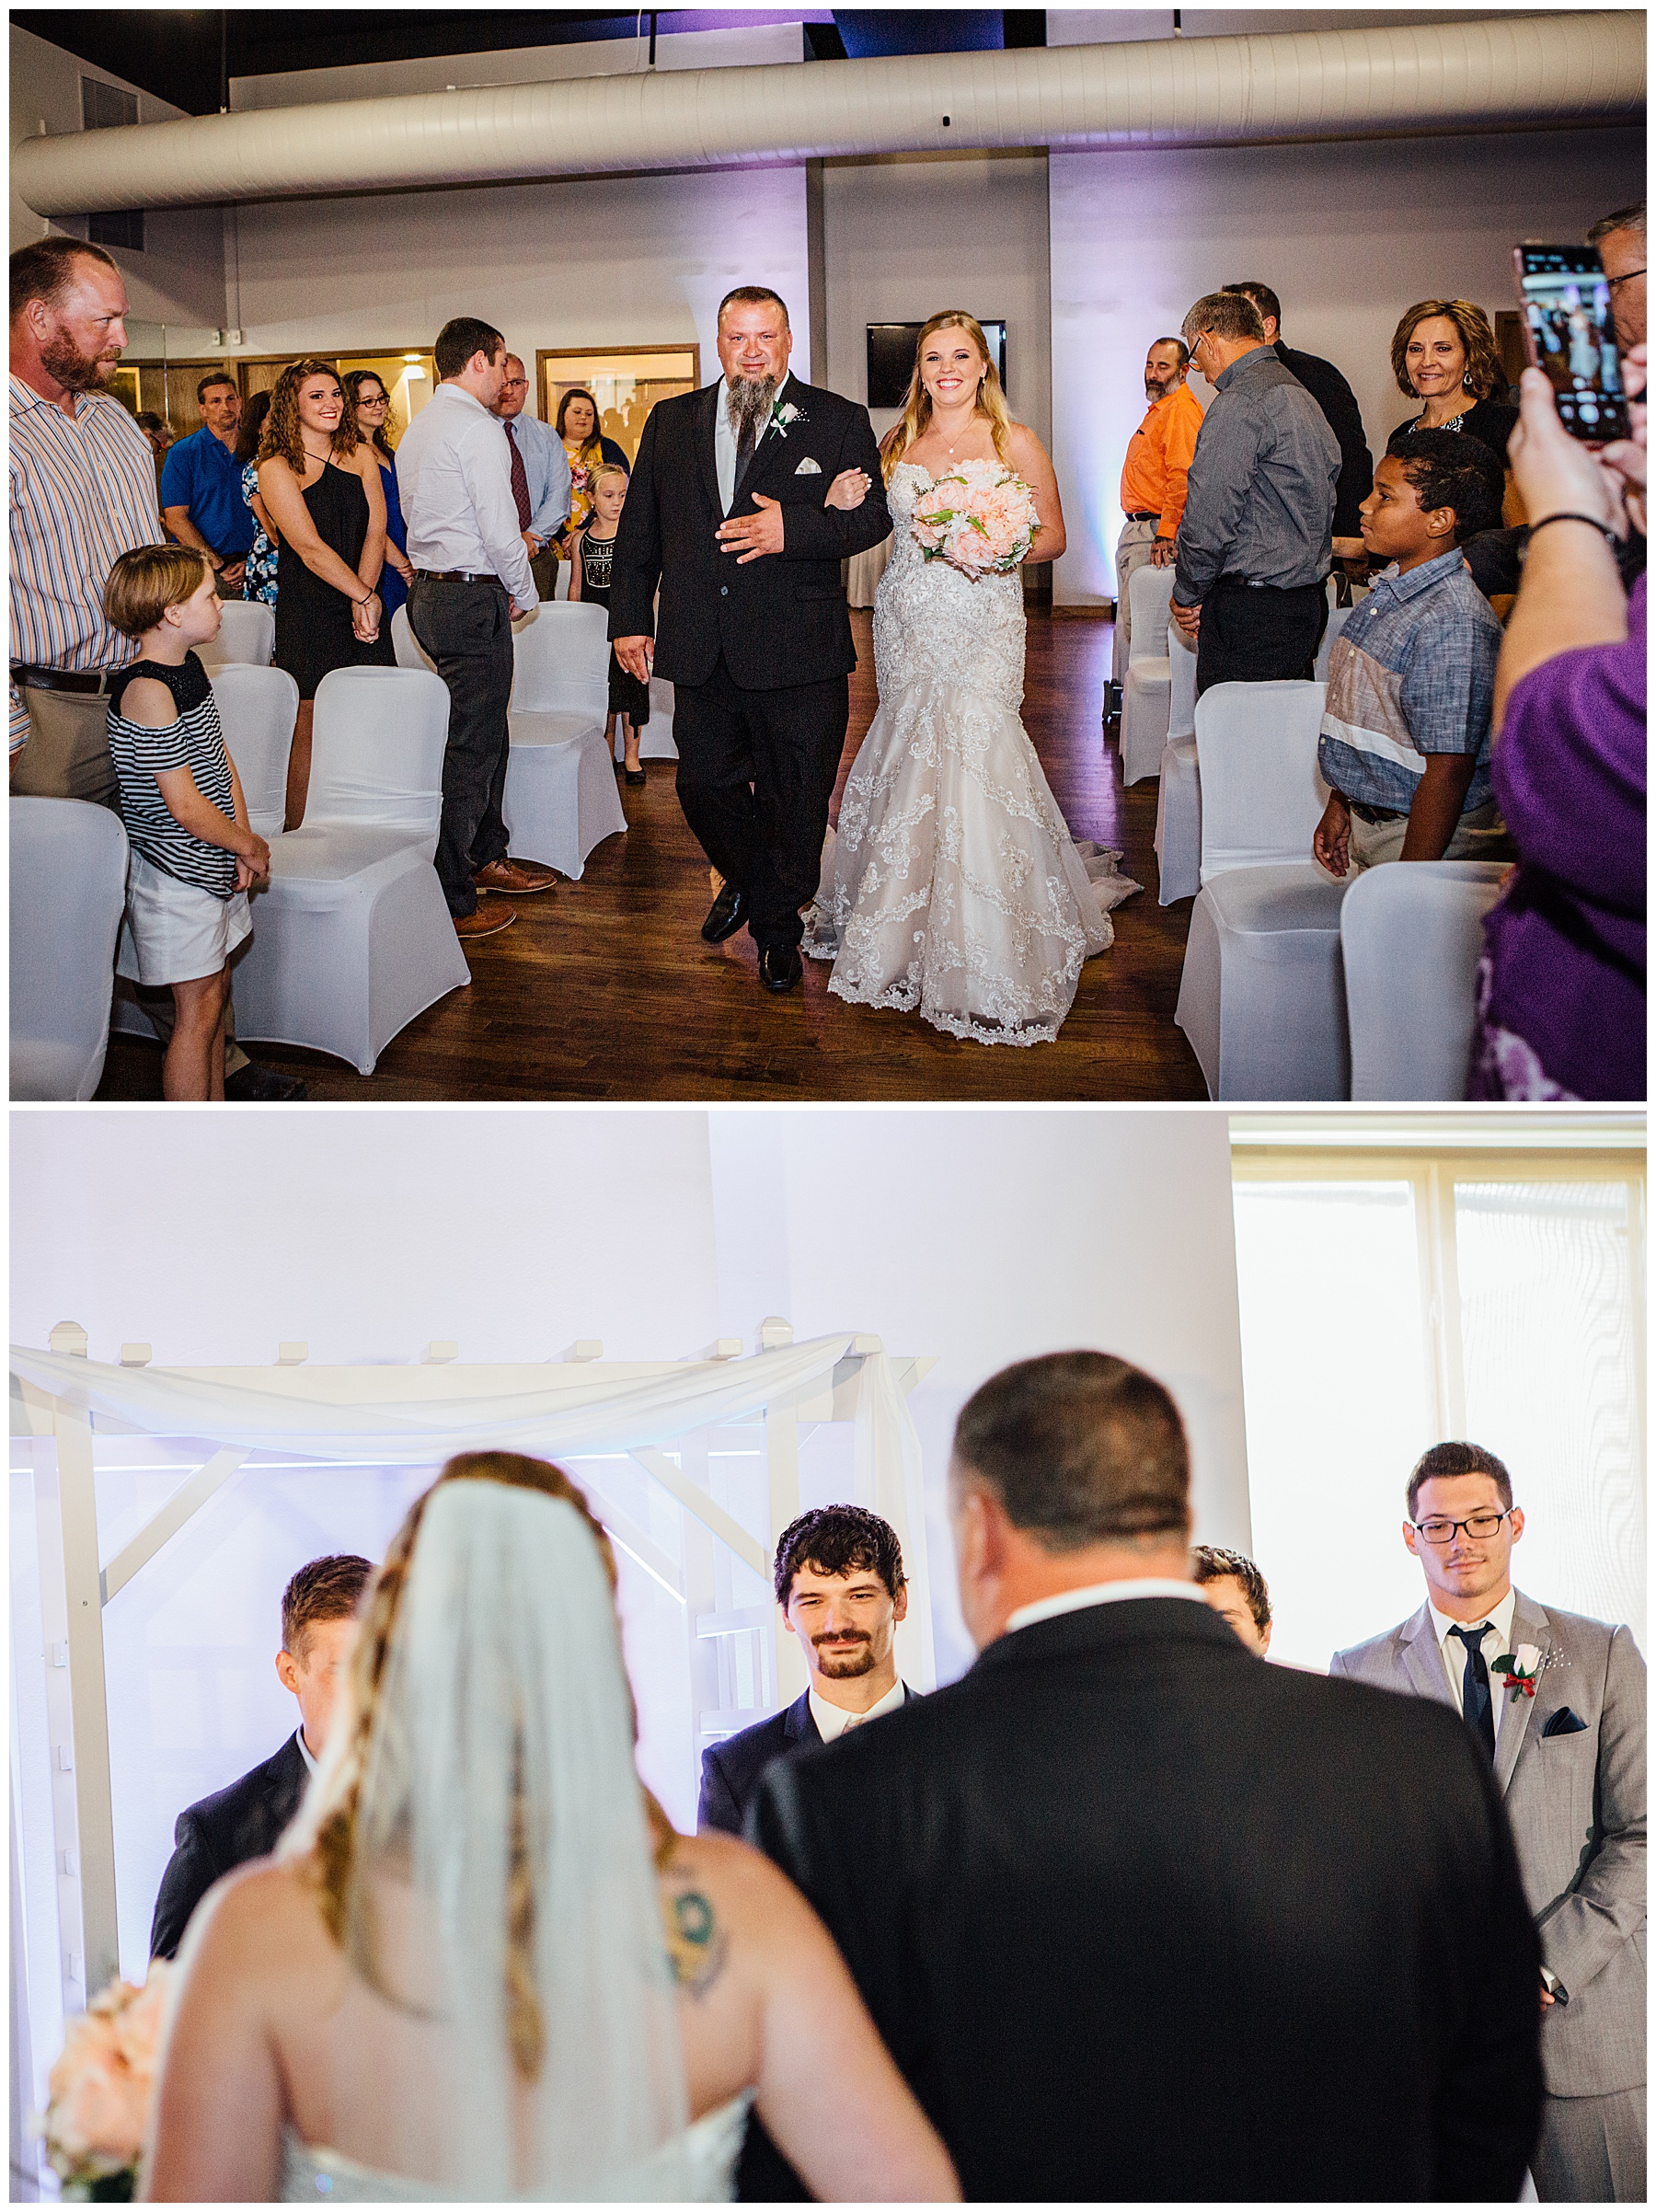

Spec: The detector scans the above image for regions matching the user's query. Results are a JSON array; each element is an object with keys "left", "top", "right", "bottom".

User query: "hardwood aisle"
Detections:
[{"left": 98, "top": 610, "right": 1206, "bottom": 1100}]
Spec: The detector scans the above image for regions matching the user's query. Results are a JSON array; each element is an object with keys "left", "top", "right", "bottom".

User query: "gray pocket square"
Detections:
[
  {"left": 793, "top": 456, "right": 822, "bottom": 476},
  {"left": 1542, "top": 1707, "right": 1588, "bottom": 1737}
]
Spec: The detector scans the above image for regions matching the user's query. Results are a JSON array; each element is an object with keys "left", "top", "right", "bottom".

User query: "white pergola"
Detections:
[{"left": 10, "top": 1319, "right": 935, "bottom": 2010}]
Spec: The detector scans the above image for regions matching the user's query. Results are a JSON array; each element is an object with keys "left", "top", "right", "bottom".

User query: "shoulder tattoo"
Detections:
[{"left": 662, "top": 1884, "right": 730, "bottom": 1999}]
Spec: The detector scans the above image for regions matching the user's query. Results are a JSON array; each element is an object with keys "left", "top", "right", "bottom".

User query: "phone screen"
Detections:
[{"left": 1513, "top": 245, "right": 1628, "bottom": 440}]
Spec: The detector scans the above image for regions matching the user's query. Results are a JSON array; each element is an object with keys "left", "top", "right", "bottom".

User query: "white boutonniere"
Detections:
[
  {"left": 1491, "top": 1642, "right": 1566, "bottom": 1699},
  {"left": 769, "top": 398, "right": 807, "bottom": 439}
]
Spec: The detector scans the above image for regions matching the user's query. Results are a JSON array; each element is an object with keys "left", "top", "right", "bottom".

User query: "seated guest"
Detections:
[
  {"left": 149, "top": 1552, "right": 373, "bottom": 1961},
  {"left": 160, "top": 372, "right": 254, "bottom": 596},
  {"left": 1471, "top": 351, "right": 1646, "bottom": 1101},
  {"left": 1386, "top": 299, "right": 1519, "bottom": 467},
  {"left": 341, "top": 370, "right": 415, "bottom": 621},
  {"left": 1332, "top": 1444, "right": 1645, "bottom": 2203},
  {"left": 1191, "top": 1542, "right": 1271, "bottom": 1653},
  {"left": 698, "top": 1505, "right": 915, "bottom": 1837},
  {"left": 490, "top": 352, "right": 572, "bottom": 603},
  {"left": 234, "top": 391, "right": 279, "bottom": 609},
  {"left": 1312, "top": 433, "right": 1510, "bottom": 876},
  {"left": 1222, "top": 281, "right": 1374, "bottom": 561}
]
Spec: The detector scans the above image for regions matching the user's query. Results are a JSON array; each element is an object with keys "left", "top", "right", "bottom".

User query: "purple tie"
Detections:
[{"left": 505, "top": 421, "right": 532, "bottom": 531}]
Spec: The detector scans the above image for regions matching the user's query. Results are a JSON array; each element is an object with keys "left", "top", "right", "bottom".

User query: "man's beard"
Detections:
[
  {"left": 812, "top": 1631, "right": 876, "bottom": 1679},
  {"left": 41, "top": 328, "right": 119, "bottom": 394},
  {"left": 726, "top": 371, "right": 777, "bottom": 441},
  {"left": 1145, "top": 377, "right": 1172, "bottom": 401}
]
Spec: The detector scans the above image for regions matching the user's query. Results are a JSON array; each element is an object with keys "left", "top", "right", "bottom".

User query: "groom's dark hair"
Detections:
[
  {"left": 719, "top": 284, "right": 789, "bottom": 328},
  {"left": 1406, "top": 1441, "right": 1513, "bottom": 1520},
  {"left": 952, "top": 1352, "right": 1189, "bottom": 1554},
  {"left": 774, "top": 1506, "right": 904, "bottom": 1607},
  {"left": 282, "top": 1553, "right": 374, "bottom": 1661}
]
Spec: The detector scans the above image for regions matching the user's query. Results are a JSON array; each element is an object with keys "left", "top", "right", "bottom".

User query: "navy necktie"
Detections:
[{"left": 1449, "top": 1623, "right": 1496, "bottom": 1761}]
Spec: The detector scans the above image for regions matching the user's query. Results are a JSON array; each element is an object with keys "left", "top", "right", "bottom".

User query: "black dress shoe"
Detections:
[
  {"left": 701, "top": 883, "right": 747, "bottom": 943},
  {"left": 224, "top": 1062, "right": 308, "bottom": 1101},
  {"left": 759, "top": 943, "right": 804, "bottom": 993}
]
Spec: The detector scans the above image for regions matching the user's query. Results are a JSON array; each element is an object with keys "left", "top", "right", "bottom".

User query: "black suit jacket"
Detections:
[
  {"left": 607, "top": 376, "right": 891, "bottom": 692},
  {"left": 148, "top": 1733, "right": 309, "bottom": 1961},
  {"left": 697, "top": 1684, "right": 918, "bottom": 1837},
  {"left": 747, "top": 1599, "right": 1541, "bottom": 2203},
  {"left": 1275, "top": 340, "right": 1374, "bottom": 539}
]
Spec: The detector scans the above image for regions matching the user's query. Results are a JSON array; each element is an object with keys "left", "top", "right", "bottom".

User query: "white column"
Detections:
[{"left": 52, "top": 1396, "right": 120, "bottom": 1997}]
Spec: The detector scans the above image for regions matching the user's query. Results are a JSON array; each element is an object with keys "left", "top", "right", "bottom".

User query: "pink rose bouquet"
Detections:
[
  {"left": 42, "top": 1964, "right": 172, "bottom": 2200},
  {"left": 909, "top": 459, "right": 1039, "bottom": 577}
]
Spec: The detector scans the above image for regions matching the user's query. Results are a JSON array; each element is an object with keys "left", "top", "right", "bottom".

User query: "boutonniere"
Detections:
[
  {"left": 768, "top": 398, "right": 807, "bottom": 439},
  {"left": 1491, "top": 1642, "right": 1565, "bottom": 1699}
]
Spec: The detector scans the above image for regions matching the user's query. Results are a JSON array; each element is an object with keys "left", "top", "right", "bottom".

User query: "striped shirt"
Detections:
[
  {"left": 108, "top": 653, "right": 238, "bottom": 897},
  {"left": 9, "top": 374, "right": 160, "bottom": 753},
  {"left": 1317, "top": 548, "right": 1502, "bottom": 817}
]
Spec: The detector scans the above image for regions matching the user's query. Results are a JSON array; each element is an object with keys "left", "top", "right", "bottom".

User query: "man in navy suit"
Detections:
[{"left": 697, "top": 1505, "right": 916, "bottom": 1836}]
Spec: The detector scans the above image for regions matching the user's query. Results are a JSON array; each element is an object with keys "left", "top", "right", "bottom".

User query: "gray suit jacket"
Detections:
[{"left": 1333, "top": 1591, "right": 1645, "bottom": 2097}]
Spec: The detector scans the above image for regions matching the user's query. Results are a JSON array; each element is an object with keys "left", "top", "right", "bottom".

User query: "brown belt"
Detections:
[
  {"left": 1350, "top": 801, "right": 1405, "bottom": 825},
  {"left": 13, "top": 663, "right": 116, "bottom": 695}
]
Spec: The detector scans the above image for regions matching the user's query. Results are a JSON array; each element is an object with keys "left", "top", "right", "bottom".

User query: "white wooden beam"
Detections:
[
  {"left": 628, "top": 1446, "right": 767, "bottom": 1579},
  {"left": 98, "top": 1447, "right": 248, "bottom": 1607},
  {"left": 52, "top": 1404, "right": 120, "bottom": 1997}
]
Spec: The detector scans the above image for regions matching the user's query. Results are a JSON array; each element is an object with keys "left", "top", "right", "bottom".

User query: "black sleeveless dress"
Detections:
[
  {"left": 580, "top": 531, "right": 651, "bottom": 724},
  {"left": 272, "top": 461, "right": 397, "bottom": 700}
]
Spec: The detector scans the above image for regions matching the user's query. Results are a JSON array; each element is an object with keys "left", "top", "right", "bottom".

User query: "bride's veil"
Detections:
[{"left": 330, "top": 1480, "right": 691, "bottom": 2199}]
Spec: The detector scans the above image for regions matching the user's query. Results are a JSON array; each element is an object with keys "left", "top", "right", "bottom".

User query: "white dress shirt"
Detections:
[
  {"left": 294, "top": 1725, "right": 318, "bottom": 1776},
  {"left": 1427, "top": 1584, "right": 1517, "bottom": 1740},
  {"left": 809, "top": 1671, "right": 906, "bottom": 1744},
  {"left": 715, "top": 370, "right": 791, "bottom": 515},
  {"left": 394, "top": 381, "right": 537, "bottom": 607},
  {"left": 1006, "top": 1579, "right": 1211, "bottom": 1634}
]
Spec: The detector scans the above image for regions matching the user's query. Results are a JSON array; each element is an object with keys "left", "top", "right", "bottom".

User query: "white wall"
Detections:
[{"left": 1049, "top": 121, "right": 1646, "bottom": 602}]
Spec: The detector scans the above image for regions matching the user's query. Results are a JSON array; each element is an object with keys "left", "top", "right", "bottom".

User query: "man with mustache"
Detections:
[
  {"left": 1110, "top": 335, "right": 1204, "bottom": 700},
  {"left": 697, "top": 1505, "right": 916, "bottom": 1837}
]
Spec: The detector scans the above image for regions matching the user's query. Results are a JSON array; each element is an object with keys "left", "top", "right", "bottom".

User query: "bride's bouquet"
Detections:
[
  {"left": 909, "top": 459, "right": 1039, "bottom": 578},
  {"left": 40, "top": 1964, "right": 172, "bottom": 2200}
]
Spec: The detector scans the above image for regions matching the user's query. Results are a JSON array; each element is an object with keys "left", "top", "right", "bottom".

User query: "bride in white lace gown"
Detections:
[
  {"left": 141, "top": 1454, "right": 957, "bottom": 2204},
  {"left": 805, "top": 311, "right": 1137, "bottom": 1044}
]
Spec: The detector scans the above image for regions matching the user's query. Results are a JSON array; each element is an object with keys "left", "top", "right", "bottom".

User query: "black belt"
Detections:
[
  {"left": 1213, "top": 573, "right": 1328, "bottom": 593},
  {"left": 1123, "top": 510, "right": 1161, "bottom": 522},
  {"left": 1350, "top": 801, "right": 1405, "bottom": 825},
  {"left": 12, "top": 663, "right": 115, "bottom": 695},
  {"left": 413, "top": 569, "right": 503, "bottom": 586}
]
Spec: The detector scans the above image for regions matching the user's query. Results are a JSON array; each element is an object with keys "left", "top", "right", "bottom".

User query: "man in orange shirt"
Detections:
[{"left": 1111, "top": 337, "right": 1206, "bottom": 695}]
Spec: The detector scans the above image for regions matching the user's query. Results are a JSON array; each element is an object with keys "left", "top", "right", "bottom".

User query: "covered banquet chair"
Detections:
[
  {"left": 213, "top": 663, "right": 298, "bottom": 842},
  {"left": 1153, "top": 618, "right": 1201, "bottom": 902},
  {"left": 194, "top": 597, "right": 275, "bottom": 671},
  {"left": 1119, "top": 561, "right": 1175, "bottom": 786},
  {"left": 10, "top": 797, "right": 129, "bottom": 1100},
  {"left": 1341, "top": 859, "right": 1510, "bottom": 1100}
]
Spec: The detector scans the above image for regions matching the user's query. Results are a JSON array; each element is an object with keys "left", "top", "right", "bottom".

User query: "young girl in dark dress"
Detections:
[{"left": 569, "top": 464, "right": 651, "bottom": 785}]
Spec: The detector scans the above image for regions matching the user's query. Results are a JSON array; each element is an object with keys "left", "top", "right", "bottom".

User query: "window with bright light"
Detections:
[{"left": 1231, "top": 1148, "right": 1645, "bottom": 1673}]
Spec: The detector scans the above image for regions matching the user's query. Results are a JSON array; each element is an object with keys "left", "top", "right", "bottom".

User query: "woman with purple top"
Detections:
[{"left": 1471, "top": 349, "right": 1646, "bottom": 1101}]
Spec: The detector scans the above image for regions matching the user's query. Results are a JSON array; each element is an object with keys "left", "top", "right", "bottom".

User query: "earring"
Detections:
[{"left": 1463, "top": 372, "right": 1474, "bottom": 390}]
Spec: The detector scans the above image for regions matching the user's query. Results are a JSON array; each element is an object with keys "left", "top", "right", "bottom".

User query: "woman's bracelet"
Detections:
[
  {"left": 356, "top": 590, "right": 376, "bottom": 605},
  {"left": 1526, "top": 512, "right": 1619, "bottom": 550}
]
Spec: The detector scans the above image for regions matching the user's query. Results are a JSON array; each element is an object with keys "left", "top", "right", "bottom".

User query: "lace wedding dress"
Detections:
[{"left": 804, "top": 460, "right": 1138, "bottom": 1044}]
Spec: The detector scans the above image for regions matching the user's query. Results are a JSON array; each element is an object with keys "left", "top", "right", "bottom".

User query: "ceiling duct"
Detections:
[{"left": 13, "top": 11, "right": 1644, "bottom": 219}]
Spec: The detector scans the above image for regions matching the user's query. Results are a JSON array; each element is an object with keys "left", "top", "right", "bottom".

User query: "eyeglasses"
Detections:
[
  {"left": 1411, "top": 1510, "right": 1514, "bottom": 1545},
  {"left": 357, "top": 393, "right": 389, "bottom": 406},
  {"left": 500, "top": 377, "right": 529, "bottom": 390},
  {"left": 1606, "top": 268, "right": 1646, "bottom": 293}
]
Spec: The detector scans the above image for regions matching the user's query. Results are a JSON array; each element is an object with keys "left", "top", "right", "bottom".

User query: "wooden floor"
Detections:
[{"left": 98, "top": 610, "right": 1206, "bottom": 1101}]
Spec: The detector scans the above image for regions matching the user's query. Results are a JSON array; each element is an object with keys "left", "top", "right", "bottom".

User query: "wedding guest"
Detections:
[
  {"left": 134, "top": 409, "right": 173, "bottom": 495},
  {"left": 234, "top": 391, "right": 279, "bottom": 609},
  {"left": 149, "top": 1553, "right": 373, "bottom": 1961},
  {"left": 1471, "top": 352, "right": 1646, "bottom": 1100},
  {"left": 556, "top": 385, "right": 628, "bottom": 551},
  {"left": 103, "top": 547, "right": 268, "bottom": 1100},
  {"left": 160, "top": 371, "right": 254, "bottom": 596},
  {"left": 1221, "top": 281, "right": 1374, "bottom": 560},
  {"left": 1190, "top": 1543, "right": 1271, "bottom": 1654},
  {"left": 1110, "top": 336, "right": 1203, "bottom": 694},
  {"left": 341, "top": 370, "right": 414, "bottom": 621},
  {"left": 258, "top": 358, "right": 395, "bottom": 829},
  {"left": 745, "top": 1351, "right": 1542, "bottom": 2202},
  {"left": 1311, "top": 434, "right": 1510, "bottom": 877},
  {"left": 1170, "top": 289, "right": 1340, "bottom": 694},
  {"left": 489, "top": 352, "right": 571, "bottom": 603},
  {"left": 1590, "top": 201, "right": 1645, "bottom": 350},
  {"left": 569, "top": 463, "right": 652, "bottom": 785},
  {"left": 1332, "top": 1444, "right": 1646, "bottom": 2203},
  {"left": 1386, "top": 299, "right": 1518, "bottom": 467},
  {"left": 698, "top": 1506, "right": 916, "bottom": 1838}
]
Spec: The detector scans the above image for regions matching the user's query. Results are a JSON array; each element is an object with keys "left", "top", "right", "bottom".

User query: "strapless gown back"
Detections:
[
  {"left": 804, "top": 461, "right": 1138, "bottom": 1044},
  {"left": 278, "top": 2091, "right": 753, "bottom": 2202}
]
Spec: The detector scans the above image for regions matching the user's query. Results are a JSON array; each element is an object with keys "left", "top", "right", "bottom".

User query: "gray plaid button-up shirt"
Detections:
[{"left": 1173, "top": 346, "right": 1340, "bottom": 607}]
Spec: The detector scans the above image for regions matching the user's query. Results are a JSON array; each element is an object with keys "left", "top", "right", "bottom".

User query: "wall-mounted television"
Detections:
[{"left": 867, "top": 320, "right": 1008, "bottom": 409}]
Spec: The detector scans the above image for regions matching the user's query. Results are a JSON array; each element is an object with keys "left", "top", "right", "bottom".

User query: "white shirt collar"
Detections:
[
  {"left": 809, "top": 1672, "right": 905, "bottom": 1744},
  {"left": 294, "top": 1725, "right": 319, "bottom": 1775},
  {"left": 1428, "top": 1585, "right": 1517, "bottom": 1652},
  {"left": 1006, "top": 1579, "right": 1210, "bottom": 1634},
  {"left": 435, "top": 380, "right": 490, "bottom": 417}
]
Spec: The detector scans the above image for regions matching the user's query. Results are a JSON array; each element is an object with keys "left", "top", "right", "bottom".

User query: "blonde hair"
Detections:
[
  {"left": 1390, "top": 299, "right": 1504, "bottom": 404},
  {"left": 588, "top": 462, "right": 629, "bottom": 498},
  {"left": 259, "top": 358, "right": 361, "bottom": 476},
  {"left": 103, "top": 544, "right": 211, "bottom": 639},
  {"left": 879, "top": 311, "right": 1012, "bottom": 482},
  {"left": 295, "top": 1451, "right": 673, "bottom": 2085}
]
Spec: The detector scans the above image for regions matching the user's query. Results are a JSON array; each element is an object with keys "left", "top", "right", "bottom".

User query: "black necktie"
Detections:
[
  {"left": 734, "top": 410, "right": 757, "bottom": 499},
  {"left": 1449, "top": 1623, "right": 1496, "bottom": 1761}
]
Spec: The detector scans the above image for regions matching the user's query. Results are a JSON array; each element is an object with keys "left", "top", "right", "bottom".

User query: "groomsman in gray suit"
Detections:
[{"left": 1333, "top": 1441, "right": 1646, "bottom": 2203}]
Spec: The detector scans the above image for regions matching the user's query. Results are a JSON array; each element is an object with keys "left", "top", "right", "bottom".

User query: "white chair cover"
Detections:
[
  {"left": 635, "top": 677, "right": 678, "bottom": 763},
  {"left": 391, "top": 605, "right": 429, "bottom": 673},
  {"left": 1167, "top": 619, "right": 1197, "bottom": 743},
  {"left": 1126, "top": 562, "right": 1174, "bottom": 664},
  {"left": 232, "top": 665, "right": 468, "bottom": 1075},
  {"left": 504, "top": 602, "right": 627, "bottom": 880},
  {"left": 212, "top": 664, "right": 298, "bottom": 841},
  {"left": 1153, "top": 735, "right": 1202, "bottom": 904},
  {"left": 1314, "top": 602, "right": 1353, "bottom": 684},
  {"left": 195, "top": 598, "right": 275, "bottom": 671},
  {"left": 1175, "top": 863, "right": 1352, "bottom": 1100},
  {"left": 1195, "top": 679, "right": 1328, "bottom": 882},
  {"left": 1341, "top": 860, "right": 1509, "bottom": 1100},
  {"left": 1120, "top": 658, "right": 1171, "bottom": 786},
  {"left": 11, "top": 797, "right": 129, "bottom": 1100}
]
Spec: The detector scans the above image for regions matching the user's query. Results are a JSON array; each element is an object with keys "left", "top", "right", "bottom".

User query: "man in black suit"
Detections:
[
  {"left": 609, "top": 285, "right": 891, "bottom": 993},
  {"left": 148, "top": 1552, "right": 372, "bottom": 1960},
  {"left": 1223, "top": 280, "right": 1374, "bottom": 560},
  {"left": 698, "top": 1505, "right": 916, "bottom": 1836},
  {"left": 747, "top": 1352, "right": 1542, "bottom": 2202}
]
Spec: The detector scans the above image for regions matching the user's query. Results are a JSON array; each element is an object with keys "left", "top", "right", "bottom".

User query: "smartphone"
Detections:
[{"left": 1512, "top": 244, "right": 1629, "bottom": 442}]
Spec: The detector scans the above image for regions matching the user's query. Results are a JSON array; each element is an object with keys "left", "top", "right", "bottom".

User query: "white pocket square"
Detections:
[{"left": 794, "top": 456, "right": 822, "bottom": 475}]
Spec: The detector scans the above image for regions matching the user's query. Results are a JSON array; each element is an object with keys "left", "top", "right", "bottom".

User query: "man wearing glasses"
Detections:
[
  {"left": 1333, "top": 1442, "right": 1646, "bottom": 2204},
  {"left": 489, "top": 351, "right": 572, "bottom": 602}
]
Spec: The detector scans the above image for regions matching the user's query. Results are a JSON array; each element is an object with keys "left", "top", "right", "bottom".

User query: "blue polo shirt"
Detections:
[{"left": 159, "top": 423, "right": 255, "bottom": 558}]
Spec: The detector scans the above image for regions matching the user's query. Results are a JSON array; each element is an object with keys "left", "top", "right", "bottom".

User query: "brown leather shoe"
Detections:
[
  {"left": 454, "top": 903, "right": 515, "bottom": 940},
  {"left": 475, "top": 858, "right": 557, "bottom": 895}
]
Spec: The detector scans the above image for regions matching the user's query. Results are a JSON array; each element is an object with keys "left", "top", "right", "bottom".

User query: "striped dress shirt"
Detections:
[{"left": 9, "top": 373, "right": 160, "bottom": 753}]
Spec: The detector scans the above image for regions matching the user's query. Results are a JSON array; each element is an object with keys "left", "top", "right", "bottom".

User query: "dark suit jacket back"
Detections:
[
  {"left": 607, "top": 377, "right": 891, "bottom": 692},
  {"left": 750, "top": 1599, "right": 1541, "bottom": 2203},
  {"left": 148, "top": 1733, "right": 309, "bottom": 1960},
  {"left": 1275, "top": 339, "right": 1374, "bottom": 539},
  {"left": 698, "top": 1684, "right": 919, "bottom": 1837}
]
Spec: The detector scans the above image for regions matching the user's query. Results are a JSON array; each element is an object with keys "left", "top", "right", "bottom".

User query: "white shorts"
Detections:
[{"left": 117, "top": 849, "right": 252, "bottom": 987}]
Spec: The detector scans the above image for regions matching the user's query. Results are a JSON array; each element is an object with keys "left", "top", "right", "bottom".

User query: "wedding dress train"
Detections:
[{"left": 804, "top": 461, "right": 1138, "bottom": 1045}]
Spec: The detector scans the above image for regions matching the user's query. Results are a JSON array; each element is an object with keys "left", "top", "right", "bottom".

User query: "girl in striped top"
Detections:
[{"left": 105, "top": 547, "right": 271, "bottom": 1100}]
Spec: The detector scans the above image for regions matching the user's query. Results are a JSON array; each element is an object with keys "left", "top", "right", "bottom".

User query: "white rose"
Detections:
[{"left": 1512, "top": 1643, "right": 1541, "bottom": 1675}]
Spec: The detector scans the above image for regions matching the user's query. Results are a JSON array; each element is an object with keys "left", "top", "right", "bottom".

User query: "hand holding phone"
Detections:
[{"left": 1513, "top": 244, "right": 1630, "bottom": 443}]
